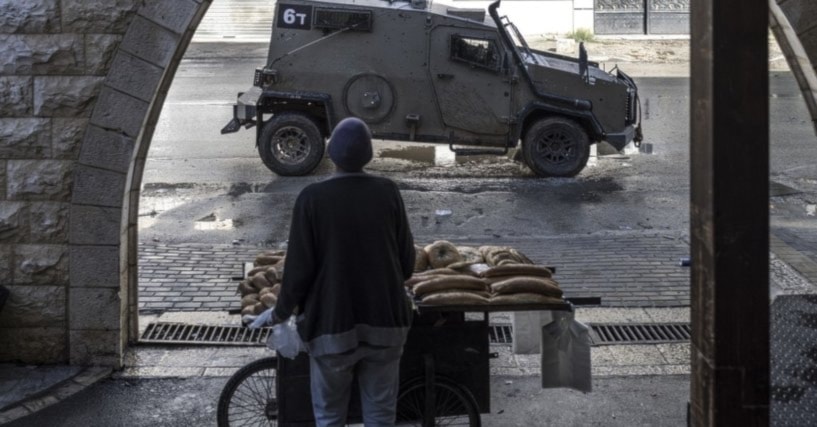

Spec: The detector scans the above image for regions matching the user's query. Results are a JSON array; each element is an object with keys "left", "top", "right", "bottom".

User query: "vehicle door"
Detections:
[{"left": 428, "top": 26, "right": 513, "bottom": 137}]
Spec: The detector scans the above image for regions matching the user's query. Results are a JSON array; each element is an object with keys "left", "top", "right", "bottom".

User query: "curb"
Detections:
[{"left": 0, "top": 367, "right": 111, "bottom": 425}]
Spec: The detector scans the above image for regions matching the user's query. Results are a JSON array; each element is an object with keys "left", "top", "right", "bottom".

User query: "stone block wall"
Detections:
[{"left": 0, "top": 0, "right": 210, "bottom": 367}]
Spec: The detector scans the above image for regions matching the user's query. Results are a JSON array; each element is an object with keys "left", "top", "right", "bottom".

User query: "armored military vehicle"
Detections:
[{"left": 222, "top": 0, "right": 642, "bottom": 177}]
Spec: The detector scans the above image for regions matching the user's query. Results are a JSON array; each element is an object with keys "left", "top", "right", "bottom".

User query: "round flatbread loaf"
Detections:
[
  {"left": 414, "top": 268, "right": 460, "bottom": 276},
  {"left": 414, "top": 245, "right": 429, "bottom": 272},
  {"left": 489, "top": 293, "right": 564, "bottom": 305},
  {"left": 241, "top": 305, "right": 255, "bottom": 316},
  {"left": 252, "top": 302, "right": 267, "bottom": 315},
  {"left": 405, "top": 274, "right": 440, "bottom": 289},
  {"left": 238, "top": 280, "right": 255, "bottom": 297},
  {"left": 457, "top": 246, "right": 484, "bottom": 263},
  {"left": 260, "top": 293, "right": 277, "bottom": 308},
  {"left": 254, "top": 254, "right": 283, "bottom": 266},
  {"left": 510, "top": 248, "right": 534, "bottom": 264},
  {"left": 246, "top": 265, "right": 267, "bottom": 277},
  {"left": 446, "top": 261, "right": 478, "bottom": 274},
  {"left": 424, "top": 241, "right": 463, "bottom": 269},
  {"left": 412, "top": 275, "right": 488, "bottom": 297},
  {"left": 263, "top": 267, "right": 279, "bottom": 284},
  {"left": 481, "top": 264, "right": 553, "bottom": 278},
  {"left": 241, "top": 293, "right": 259, "bottom": 307},
  {"left": 422, "top": 291, "right": 489, "bottom": 305},
  {"left": 423, "top": 289, "right": 491, "bottom": 299},
  {"left": 490, "top": 277, "right": 563, "bottom": 297},
  {"left": 251, "top": 272, "right": 272, "bottom": 290}
]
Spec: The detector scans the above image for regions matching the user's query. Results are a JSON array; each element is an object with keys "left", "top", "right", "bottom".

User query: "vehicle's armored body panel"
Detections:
[{"left": 223, "top": 0, "right": 642, "bottom": 177}]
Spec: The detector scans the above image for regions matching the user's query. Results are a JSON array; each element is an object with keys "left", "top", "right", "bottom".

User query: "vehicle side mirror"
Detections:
[{"left": 579, "top": 42, "right": 589, "bottom": 83}]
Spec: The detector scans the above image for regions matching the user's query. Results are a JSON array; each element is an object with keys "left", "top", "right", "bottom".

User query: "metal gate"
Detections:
[{"left": 594, "top": 0, "right": 690, "bottom": 35}]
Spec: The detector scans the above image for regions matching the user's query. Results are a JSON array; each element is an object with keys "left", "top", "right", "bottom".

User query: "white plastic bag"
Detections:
[
  {"left": 248, "top": 307, "right": 276, "bottom": 329},
  {"left": 267, "top": 315, "right": 306, "bottom": 359},
  {"left": 540, "top": 310, "right": 592, "bottom": 393}
]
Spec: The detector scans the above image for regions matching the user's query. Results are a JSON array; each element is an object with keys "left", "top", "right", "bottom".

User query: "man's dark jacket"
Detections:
[{"left": 274, "top": 173, "right": 415, "bottom": 356}]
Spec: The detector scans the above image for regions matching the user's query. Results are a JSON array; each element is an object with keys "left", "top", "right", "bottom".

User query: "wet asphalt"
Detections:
[
  {"left": 5, "top": 375, "right": 689, "bottom": 427},
  {"left": 140, "top": 43, "right": 817, "bottom": 245}
]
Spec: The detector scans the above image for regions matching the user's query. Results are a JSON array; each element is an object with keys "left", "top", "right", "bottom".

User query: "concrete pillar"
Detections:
[{"left": 689, "top": 0, "right": 770, "bottom": 424}]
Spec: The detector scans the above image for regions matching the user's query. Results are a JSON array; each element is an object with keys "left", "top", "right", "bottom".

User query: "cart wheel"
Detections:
[
  {"left": 396, "top": 377, "right": 481, "bottom": 426},
  {"left": 217, "top": 357, "right": 278, "bottom": 427}
]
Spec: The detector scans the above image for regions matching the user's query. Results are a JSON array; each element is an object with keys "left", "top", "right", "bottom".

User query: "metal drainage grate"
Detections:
[
  {"left": 589, "top": 323, "right": 691, "bottom": 345},
  {"left": 489, "top": 325, "right": 513, "bottom": 344},
  {"left": 140, "top": 322, "right": 270, "bottom": 346}
]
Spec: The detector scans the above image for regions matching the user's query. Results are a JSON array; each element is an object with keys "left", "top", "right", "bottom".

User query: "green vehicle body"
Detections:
[{"left": 222, "top": 0, "right": 643, "bottom": 177}]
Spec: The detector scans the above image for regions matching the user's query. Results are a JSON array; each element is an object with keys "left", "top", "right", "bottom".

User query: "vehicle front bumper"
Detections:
[
  {"left": 220, "top": 87, "right": 262, "bottom": 134},
  {"left": 605, "top": 125, "right": 637, "bottom": 151}
]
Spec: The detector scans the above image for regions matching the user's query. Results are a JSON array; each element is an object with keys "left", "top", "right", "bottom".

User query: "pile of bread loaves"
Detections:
[
  {"left": 236, "top": 241, "right": 563, "bottom": 313},
  {"left": 406, "top": 240, "right": 564, "bottom": 306},
  {"left": 237, "top": 250, "right": 286, "bottom": 316}
]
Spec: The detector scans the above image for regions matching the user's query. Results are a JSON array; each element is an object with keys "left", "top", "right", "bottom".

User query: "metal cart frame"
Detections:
[{"left": 218, "top": 301, "right": 574, "bottom": 427}]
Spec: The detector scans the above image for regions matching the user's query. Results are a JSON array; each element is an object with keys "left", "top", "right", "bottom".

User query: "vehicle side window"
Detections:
[{"left": 450, "top": 35, "right": 500, "bottom": 71}]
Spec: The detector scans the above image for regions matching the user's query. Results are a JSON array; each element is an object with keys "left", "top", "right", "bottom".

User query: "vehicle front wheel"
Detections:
[
  {"left": 522, "top": 117, "right": 590, "bottom": 177},
  {"left": 258, "top": 113, "right": 325, "bottom": 176}
]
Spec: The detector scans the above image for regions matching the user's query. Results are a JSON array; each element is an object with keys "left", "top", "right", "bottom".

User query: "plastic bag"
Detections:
[
  {"left": 267, "top": 315, "right": 306, "bottom": 359},
  {"left": 248, "top": 307, "right": 276, "bottom": 329},
  {"left": 540, "top": 310, "right": 592, "bottom": 393}
]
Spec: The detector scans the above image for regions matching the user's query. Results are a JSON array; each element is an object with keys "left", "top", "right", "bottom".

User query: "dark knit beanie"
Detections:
[{"left": 328, "top": 117, "right": 373, "bottom": 172}]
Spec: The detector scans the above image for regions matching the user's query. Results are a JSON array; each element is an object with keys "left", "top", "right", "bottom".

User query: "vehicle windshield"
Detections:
[{"left": 499, "top": 15, "right": 542, "bottom": 66}]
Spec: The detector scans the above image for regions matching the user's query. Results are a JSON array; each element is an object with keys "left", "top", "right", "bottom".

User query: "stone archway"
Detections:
[
  {"left": 67, "top": 0, "right": 212, "bottom": 366},
  {"left": 771, "top": 0, "right": 817, "bottom": 137}
]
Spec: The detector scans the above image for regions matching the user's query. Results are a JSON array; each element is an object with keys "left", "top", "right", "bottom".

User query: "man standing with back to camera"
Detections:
[{"left": 273, "top": 117, "right": 416, "bottom": 426}]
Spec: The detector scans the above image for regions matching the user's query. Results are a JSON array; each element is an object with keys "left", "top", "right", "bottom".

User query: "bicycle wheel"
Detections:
[
  {"left": 217, "top": 357, "right": 278, "bottom": 427},
  {"left": 396, "top": 377, "right": 481, "bottom": 426}
]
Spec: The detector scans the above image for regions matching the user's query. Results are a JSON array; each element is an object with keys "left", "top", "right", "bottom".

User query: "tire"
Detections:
[
  {"left": 522, "top": 117, "right": 590, "bottom": 177},
  {"left": 396, "top": 377, "right": 481, "bottom": 426},
  {"left": 258, "top": 113, "right": 325, "bottom": 176},
  {"left": 217, "top": 357, "right": 278, "bottom": 427}
]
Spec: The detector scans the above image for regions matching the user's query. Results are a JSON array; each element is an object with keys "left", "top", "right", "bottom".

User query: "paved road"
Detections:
[{"left": 5, "top": 375, "right": 690, "bottom": 427}]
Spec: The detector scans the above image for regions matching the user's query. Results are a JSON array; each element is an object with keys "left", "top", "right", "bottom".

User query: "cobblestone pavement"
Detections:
[
  {"left": 138, "top": 231, "right": 692, "bottom": 312},
  {"left": 138, "top": 227, "right": 817, "bottom": 313}
]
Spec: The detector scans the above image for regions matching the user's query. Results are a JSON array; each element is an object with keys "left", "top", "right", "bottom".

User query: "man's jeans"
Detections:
[{"left": 309, "top": 344, "right": 404, "bottom": 427}]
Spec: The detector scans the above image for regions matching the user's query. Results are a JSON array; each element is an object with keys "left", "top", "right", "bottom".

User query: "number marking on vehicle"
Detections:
[{"left": 277, "top": 4, "right": 312, "bottom": 30}]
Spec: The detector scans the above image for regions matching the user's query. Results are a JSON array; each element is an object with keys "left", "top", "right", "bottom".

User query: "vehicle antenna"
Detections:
[{"left": 270, "top": 25, "right": 359, "bottom": 66}]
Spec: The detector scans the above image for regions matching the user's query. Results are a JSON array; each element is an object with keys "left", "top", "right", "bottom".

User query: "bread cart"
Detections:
[{"left": 217, "top": 299, "right": 576, "bottom": 427}]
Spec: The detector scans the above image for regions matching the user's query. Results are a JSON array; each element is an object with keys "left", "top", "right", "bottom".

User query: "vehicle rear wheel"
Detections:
[
  {"left": 217, "top": 357, "right": 278, "bottom": 427},
  {"left": 396, "top": 377, "right": 481, "bottom": 426},
  {"left": 258, "top": 113, "right": 325, "bottom": 176},
  {"left": 522, "top": 117, "right": 590, "bottom": 177}
]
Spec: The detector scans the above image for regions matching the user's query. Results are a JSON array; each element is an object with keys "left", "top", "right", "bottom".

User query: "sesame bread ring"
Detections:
[{"left": 424, "top": 241, "right": 463, "bottom": 269}]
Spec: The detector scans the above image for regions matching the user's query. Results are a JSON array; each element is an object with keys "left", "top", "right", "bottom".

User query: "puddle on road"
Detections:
[
  {"left": 194, "top": 213, "right": 234, "bottom": 231},
  {"left": 378, "top": 145, "right": 518, "bottom": 167}
]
